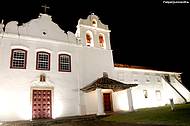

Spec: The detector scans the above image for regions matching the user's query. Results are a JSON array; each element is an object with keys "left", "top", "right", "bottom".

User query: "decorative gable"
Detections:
[
  {"left": 78, "top": 13, "right": 109, "bottom": 30},
  {"left": 4, "top": 13, "right": 77, "bottom": 44}
]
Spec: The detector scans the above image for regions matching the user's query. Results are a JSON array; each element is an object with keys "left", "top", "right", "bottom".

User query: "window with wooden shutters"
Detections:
[
  {"left": 36, "top": 51, "right": 50, "bottom": 70},
  {"left": 58, "top": 54, "right": 71, "bottom": 72},
  {"left": 10, "top": 49, "right": 27, "bottom": 69}
]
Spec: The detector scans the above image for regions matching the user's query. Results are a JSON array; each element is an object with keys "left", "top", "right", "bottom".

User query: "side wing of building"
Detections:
[{"left": 113, "top": 65, "right": 190, "bottom": 109}]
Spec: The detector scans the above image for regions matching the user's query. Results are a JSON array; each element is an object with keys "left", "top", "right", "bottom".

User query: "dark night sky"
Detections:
[{"left": 0, "top": 0, "right": 190, "bottom": 89}]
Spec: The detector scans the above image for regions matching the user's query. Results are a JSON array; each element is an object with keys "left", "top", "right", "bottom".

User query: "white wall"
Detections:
[
  {"left": 113, "top": 67, "right": 189, "bottom": 110},
  {"left": 162, "top": 77, "right": 188, "bottom": 104},
  {"left": 112, "top": 90, "right": 129, "bottom": 111},
  {"left": 0, "top": 27, "right": 114, "bottom": 121},
  {"left": 0, "top": 36, "right": 81, "bottom": 121},
  {"left": 0, "top": 13, "right": 115, "bottom": 121},
  {"left": 84, "top": 91, "right": 98, "bottom": 115},
  {"left": 78, "top": 47, "right": 114, "bottom": 88}
]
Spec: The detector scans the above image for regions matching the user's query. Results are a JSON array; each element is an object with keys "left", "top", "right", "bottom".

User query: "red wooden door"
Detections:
[
  {"left": 32, "top": 90, "right": 52, "bottom": 119},
  {"left": 103, "top": 93, "right": 112, "bottom": 112}
]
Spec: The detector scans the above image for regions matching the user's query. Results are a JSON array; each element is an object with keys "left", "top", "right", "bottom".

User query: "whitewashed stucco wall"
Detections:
[{"left": 113, "top": 67, "right": 188, "bottom": 110}]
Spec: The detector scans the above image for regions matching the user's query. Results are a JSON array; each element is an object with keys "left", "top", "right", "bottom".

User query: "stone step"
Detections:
[{"left": 0, "top": 114, "right": 109, "bottom": 126}]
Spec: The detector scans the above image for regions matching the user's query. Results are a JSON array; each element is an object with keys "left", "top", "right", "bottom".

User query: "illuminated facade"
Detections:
[{"left": 0, "top": 13, "right": 190, "bottom": 121}]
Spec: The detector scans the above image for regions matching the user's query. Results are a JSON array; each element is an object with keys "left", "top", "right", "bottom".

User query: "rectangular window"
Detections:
[
  {"left": 59, "top": 54, "right": 71, "bottom": 72},
  {"left": 155, "top": 90, "right": 161, "bottom": 100},
  {"left": 36, "top": 51, "right": 50, "bottom": 70},
  {"left": 146, "top": 75, "right": 150, "bottom": 82},
  {"left": 10, "top": 49, "right": 27, "bottom": 69},
  {"left": 143, "top": 90, "right": 148, "bottom": 98}
]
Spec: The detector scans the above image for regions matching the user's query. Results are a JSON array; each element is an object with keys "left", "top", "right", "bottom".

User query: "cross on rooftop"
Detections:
[{"left": 41, "top": 4, "right": 50, "bottom": 14}]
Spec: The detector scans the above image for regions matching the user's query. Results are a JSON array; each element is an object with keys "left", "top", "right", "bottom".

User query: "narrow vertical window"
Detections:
[
  {"left": 10, "top": 49, "right": 27, "bottom": 69},
  {"left": 59, "top": 54, "right": 71, "bottom": 72},
  {"left": 36, "top": 51, "right": 50, "bottom": 70},
  {"left": 40, "top": 74, "right": 46, "bottom": 82}
]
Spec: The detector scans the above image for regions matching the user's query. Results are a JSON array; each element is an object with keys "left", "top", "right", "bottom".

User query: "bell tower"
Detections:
[
  {"left": 76, "top": 13, "right": 111, "bottom": 50},
  {"left": 75, "top": 13, "right": 114, "bottom": 87}
]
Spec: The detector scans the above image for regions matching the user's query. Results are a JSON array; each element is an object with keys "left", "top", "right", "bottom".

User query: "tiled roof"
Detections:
[
  {"left": 114, "top": 64, "right": 155, "bottom": 70},
  {"left": 81, "top": 75, "right": 138, "bottom": 93},
  {"left": 114, "top": 64, "right": 181, "bottom": 74}
]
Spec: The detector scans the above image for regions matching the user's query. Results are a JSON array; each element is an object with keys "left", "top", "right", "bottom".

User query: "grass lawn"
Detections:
[{"left": 102, "top": 103, "right": 190, "bottom": 126}]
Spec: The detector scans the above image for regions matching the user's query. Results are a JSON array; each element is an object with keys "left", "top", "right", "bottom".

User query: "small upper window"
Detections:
[
  {"left": 10, "top": 49, "right": 27, "bottom": 69},
  {"left": 145, "top": 75, "right": 150, "bottom": 83},
  {"left": 155, "top": 90, "right": 161, "bottom": 100},
  {"left": 143, "top": 90, "right": 148, "bottom": 98},
  {"left": 40, "top": 74, "right": 46, "bottom": 82},
  {"left": 59, "top": 54, "right": 71, "bottom": 72},
  {"left": 36, "top": 51, "right": 50, "bottom": 70}
]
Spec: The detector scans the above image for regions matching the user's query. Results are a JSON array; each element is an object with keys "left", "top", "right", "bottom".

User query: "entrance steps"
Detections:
[{"left": 0, "top": 114, "right": 110, "bottom": 126}]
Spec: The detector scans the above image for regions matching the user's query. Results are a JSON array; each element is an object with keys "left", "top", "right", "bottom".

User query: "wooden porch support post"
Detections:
[
  {"left": 127, "top": 88, "right": 134, "bottom": 111},
  {"left": 96, "top": 88, "right": 105, "bottom": 115}
]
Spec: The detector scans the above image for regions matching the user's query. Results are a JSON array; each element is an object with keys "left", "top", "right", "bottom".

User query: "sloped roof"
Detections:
[
  {"left": 81, "top": 76, "right": 138, "bottom": 93},
  {"left": 114, "top": 64, "right": 155, "bottom": 70},
  {"left": 114, "top": 64, "right": 181, "bottom": 74}
]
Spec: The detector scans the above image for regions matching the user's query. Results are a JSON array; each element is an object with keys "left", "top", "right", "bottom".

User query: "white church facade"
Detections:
[{"left": 0, "top": 13, "right": 190, "bottom": 121}]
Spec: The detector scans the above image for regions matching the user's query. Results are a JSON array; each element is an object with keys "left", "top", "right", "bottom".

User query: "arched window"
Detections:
[
  {"left": 99, "top": 33, "right": 106, "bottom": 48},
  {"left": 58, "top": 54, "right": 71, "bottom": 72},
  {"left": 36, "top": 51, "right": 50, "bottom": 70},
  {"left": 85, "top": 31, "right": 94, "bottom": 47},
  {"left": 10, "top": 49, "right": 27, "bottom": 69}
]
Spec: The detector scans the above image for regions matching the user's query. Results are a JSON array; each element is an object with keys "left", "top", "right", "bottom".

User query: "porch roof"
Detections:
[{"left": 80, "top": 74, "right": 138, "bottom": 93}]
